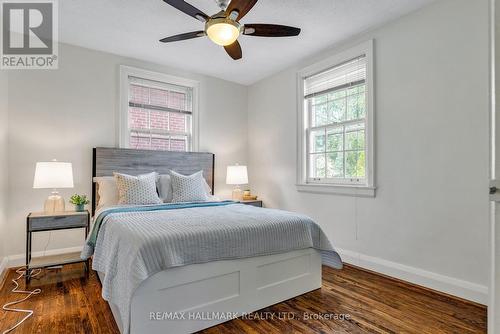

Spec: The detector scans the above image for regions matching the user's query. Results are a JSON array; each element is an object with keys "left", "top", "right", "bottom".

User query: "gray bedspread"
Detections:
[{"left": 81, "top": 202, "right": 342, "bottom": 333}]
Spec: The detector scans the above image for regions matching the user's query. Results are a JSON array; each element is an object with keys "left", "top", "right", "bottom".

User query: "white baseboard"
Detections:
[
  {"left": 0, "top": 256, "right": 8, "bottom": 287},
  {"left": 6, "top": 246, "right": 84, "bottom": 268},
  {"left": 326, "top": 248, "right": 488, "bottom": 305}
]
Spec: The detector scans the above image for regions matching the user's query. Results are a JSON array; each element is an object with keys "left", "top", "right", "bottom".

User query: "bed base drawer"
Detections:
[{"left": 101, "top": 248, "right": 322, "bottom": 334}]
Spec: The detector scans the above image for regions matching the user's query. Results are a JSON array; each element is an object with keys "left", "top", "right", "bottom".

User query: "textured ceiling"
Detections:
[{"left": 59, "top": 0, "right": 436, "bottom": 85}]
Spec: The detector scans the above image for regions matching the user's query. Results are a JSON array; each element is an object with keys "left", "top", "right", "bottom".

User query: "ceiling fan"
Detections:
[{"left": 160, "top": 0, "right": 301, "bottom": 60}]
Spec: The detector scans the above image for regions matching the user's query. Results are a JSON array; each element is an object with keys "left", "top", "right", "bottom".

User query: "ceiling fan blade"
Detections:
[
  {"left": 225, "top": 0, "right": 258, "bottom": 21},
  {"left": 160, "top": 31, "right": 206, "bottom": 43},
  {"left": 224, "top": 40, "right": 242, "bottom": 60},
  {"left": 163, "top": 0, "right": 209, "bottom": 22},
  {"left": 243, "top": 24, "right": 301, "bottom": 37}
]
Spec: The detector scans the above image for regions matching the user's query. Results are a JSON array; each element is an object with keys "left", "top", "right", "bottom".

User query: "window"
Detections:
[
  {"left": 119, "top": 66, "right": 199, "bottom": 151},
  {"left": 297, "top": 41, "right": 374, "bottom": 196}
]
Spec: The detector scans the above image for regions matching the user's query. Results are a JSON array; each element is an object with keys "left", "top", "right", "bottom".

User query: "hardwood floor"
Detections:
[{"left": 0, "top": 263, "right": 486, "bottom": 333}]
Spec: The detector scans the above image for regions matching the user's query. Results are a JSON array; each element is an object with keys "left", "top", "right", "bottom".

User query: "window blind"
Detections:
[
  {"left": 128, "top": 76, "right": 193, "bottom": 115},
  {"left": 304, "top": 55, "right": 366, "bottom": 99},
  {"left": 127, "top": 75, "right": 193, "bottom": 152},
  {"left": 129, "top": 76, "right": 191, "bottom": 95}
]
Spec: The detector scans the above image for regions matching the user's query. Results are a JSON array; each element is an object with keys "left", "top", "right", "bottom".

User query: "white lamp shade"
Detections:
[
  {"left": 33, "top": 161, "right": 74, "bottom": 189},
  {"left": 226, "top": 165, "right": 248, "bottom": 185}
]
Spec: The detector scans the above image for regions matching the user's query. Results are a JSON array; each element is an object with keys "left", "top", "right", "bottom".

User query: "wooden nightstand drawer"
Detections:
[
  {"left": 240, "top": 200, "right": 263, "bottom": 207},
  {"left": 28, "top": 213, "right": 88, "bottom": 231}
]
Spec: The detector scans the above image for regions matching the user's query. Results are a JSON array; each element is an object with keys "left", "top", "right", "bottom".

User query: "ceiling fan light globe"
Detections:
[{"left": 206, "top": 19, "right": 240, "bottom": 46}]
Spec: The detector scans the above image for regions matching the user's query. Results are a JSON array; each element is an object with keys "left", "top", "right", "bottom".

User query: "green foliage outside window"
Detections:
[{"left": 309, "top": 83, "right": 366, "bottom": 180}]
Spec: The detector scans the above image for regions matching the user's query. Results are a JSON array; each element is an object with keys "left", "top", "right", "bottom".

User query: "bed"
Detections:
[{"left": 84, "top": 147, "right": 342, "bottom": 334}]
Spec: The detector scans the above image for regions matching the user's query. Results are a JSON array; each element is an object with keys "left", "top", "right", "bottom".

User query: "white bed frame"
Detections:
[{"left": 98, "top": 248, "right": 322, "bottom": 334}]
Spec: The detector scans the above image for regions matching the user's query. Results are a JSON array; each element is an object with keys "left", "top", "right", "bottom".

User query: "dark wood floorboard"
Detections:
[{"left": 0, "top": 264, "right": 486, "bottom": 333}]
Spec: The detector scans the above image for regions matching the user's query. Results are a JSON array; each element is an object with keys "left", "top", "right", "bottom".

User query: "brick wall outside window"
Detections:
[
  {"left": 128, "top": 84, "right": 191, "bottom": 151},
  {"left": 170, "top": 138, "right": 186, "bottom": 151},
  {"left": 130, "top": 135, "right": 151, "bottom": 150}
]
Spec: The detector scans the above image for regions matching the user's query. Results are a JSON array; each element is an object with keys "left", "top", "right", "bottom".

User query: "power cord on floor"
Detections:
[{"left": 2, "top": 267, "right": 42, "bottom": 334}]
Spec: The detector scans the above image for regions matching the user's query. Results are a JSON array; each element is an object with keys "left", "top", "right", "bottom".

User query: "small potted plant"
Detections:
[{"left": 69, "top": 194, "right": 89, "bottom": 212}]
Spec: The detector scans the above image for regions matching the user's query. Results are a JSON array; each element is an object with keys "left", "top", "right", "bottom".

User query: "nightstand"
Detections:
[
  {"left": 26, "top": 210, "right": 90, "bottom": 283},
  {"left": 239, "top": 200, "right": 263, "bottom": 207}
]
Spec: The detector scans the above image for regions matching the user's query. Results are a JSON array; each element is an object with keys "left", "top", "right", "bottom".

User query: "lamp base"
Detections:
[
  {"left": 44, "top": 191, "right": 65, "bottom": 213},
  {"left": 232, "top": 187, "right": 243, "bottom": 201}
]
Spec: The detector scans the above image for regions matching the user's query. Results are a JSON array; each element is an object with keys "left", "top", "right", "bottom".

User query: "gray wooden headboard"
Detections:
[{"left": 92, "top": 147, "right": 215, "bottom": 215}]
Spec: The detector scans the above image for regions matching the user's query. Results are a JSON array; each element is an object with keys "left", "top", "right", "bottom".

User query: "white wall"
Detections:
[
  {"left": 0, "top": 70, "right": 8, "bottom": 275},
  {"left": 491, "top": 0, "right": 500, "bottom": 328},
  {"left": 5, "top": 42, "right": 248, "bottom": 259},
  {"left": 248, "top": 0, "right": 490, "bottom": 303}
]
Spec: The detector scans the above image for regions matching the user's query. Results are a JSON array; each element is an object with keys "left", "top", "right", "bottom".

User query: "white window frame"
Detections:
[
  {"left": 119, "top": 65, "right": 200, "bottom": 151},
  {"left": 296, "top": 40, "right": 375, "bottom": 197}
]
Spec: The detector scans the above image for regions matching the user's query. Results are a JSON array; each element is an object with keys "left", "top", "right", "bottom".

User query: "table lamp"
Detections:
[
  {"left": 33, "top": 160, "right": 74, "bottom": 213},
  {"left": 226, "top": 164, "right": 248, "bottom": 200}
]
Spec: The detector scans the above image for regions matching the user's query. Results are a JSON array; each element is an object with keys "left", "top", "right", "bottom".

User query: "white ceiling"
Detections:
[{"left": 59, "top": 0, "right": 436, "bottom": 85}]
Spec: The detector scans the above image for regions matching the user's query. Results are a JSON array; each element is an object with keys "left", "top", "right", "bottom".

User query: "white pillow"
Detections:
[
  {"left": 203, "top": 180, "right": 220, "bottom": 201},
  {"left": 203, "top": 179, "right": 212, "bottom": 195},
  {"left": 158, "top": 173, "right": 214, "bottom": 203},
  {"left": 93, "top": 176, "right": 119, "bottom": 210},
  {"left": 157, "top": 174, "right": 173, "bottom": 203},
  {"left": 170, "top": 170, "right": 209, "bottom": 203},
  {"left": 114, "top": 172, "right": 162, "bottom": 205}
]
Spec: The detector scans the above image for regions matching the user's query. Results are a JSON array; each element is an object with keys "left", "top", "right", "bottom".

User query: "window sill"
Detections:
[{"left": 296, "top": 183, "right": 376, "bottom": 197}]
